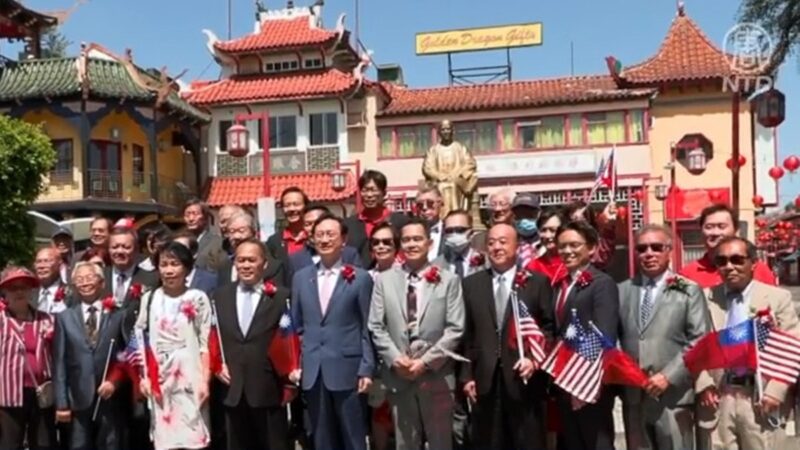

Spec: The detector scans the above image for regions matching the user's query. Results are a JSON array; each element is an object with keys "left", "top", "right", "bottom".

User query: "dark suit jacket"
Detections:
[
  {"left": 53, "top": 303, "right": 127, "bottom": 411},
  {"left": 101, "top": 265, "right": 157, "bottom": 342},
  {"left": 213, "top": 283, "right": 289, "bottom": 408},
  {"left": 555, "top": 265, "right": 620, "bottom": 342},
  {"left": 197, "top": 230, "right": 225, "bottom": 272},
  {"left": 288, "top": 245, "right": 363, "bottom": 276},
  {"left": 343, "top": 212, "right": 408, "bottom": 268},
  {"left": 189, "top": 268, "right": 218, "bottom": 296},
  {"left": 291, "top": 264, "right": 375, "bottom": 391},
  {"left": 461, "top": 269, "right": 555, "bottom": 400},
  {"left": 217, "top": 253, "right": 288, "bottom": 289}
]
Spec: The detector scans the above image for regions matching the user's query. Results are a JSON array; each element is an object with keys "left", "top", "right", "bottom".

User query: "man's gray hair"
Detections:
[
  {"left": 71, "top": 261, "right": 105, "bottom": 282},
  {"left": 635, "top": 224, "right": 673, "bottom": 245},
  {"left": 489, "top": 189, "right": 516, "bottom": 204},
  {"left": 228, "top": 212, "right": 256, "bottom": 231},
  {"left": 418, "top": 185, "right": 442, "bottom": 198}
]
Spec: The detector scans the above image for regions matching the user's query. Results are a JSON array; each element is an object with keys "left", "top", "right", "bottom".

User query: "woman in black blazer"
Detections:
[{"left": 552, "top": 221, "right": 620, "bottom": 450}]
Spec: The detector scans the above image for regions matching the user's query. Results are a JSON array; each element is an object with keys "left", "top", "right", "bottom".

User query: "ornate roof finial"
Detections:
[
  {"left": 287, "top": 0, "right": 294, "bottom": 8},
  {"left": 677, "top": 1, "right": 685, "bottom": 16}
]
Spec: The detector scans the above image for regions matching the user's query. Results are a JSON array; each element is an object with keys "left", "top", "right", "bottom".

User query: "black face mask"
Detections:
[{"left": 222, "top": 238, "right": 233, "bottom": 256}]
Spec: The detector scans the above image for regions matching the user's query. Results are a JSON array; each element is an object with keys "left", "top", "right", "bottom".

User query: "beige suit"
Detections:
[{"left": 697, "top": 281, "right": 800, "bottom": 450}]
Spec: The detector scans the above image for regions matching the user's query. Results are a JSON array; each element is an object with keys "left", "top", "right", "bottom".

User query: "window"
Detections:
[
  {"left": 309, "top": 113, "right": 338, "bottom": 146},
  {"left": 265, "top": 116, "right": 297, "bottom": 149},
  {"left": 50, "top": 139, "right": 73, "bottom": 182},
  {"left": 304, "top": 58, "right": 323, "bottom": 69},
  {"left": 455, "top": 121, "right": 496, "bottom": 154},
  {"left": 630, "top": 110, "right": 646, "bottom": 142},
  {"left": 265, "top": 60, "right": 299, "bottom": 73},
  {"left": 586, "top": 112, "right": 625, "bottom": 145},
  {"left": 568, "top": 114, "right": 584, "bottom": 146},
  {"left": 517, "top": 116, "right": 565, "bottom": 149},
  {"left": 378, "top": 127, "right": 394, "bottom": 157},
  {"left": 500, "top": 120, "right": 515, "bottom": 150},
  {"left": 396, "top": 125, "right": 431, "bottom": 157},
  {"left": 218, "top": 120, "right": 232, "bottom": 152},
  {"left": 132, "top": 144, "right": 145, "bottom": 186}
]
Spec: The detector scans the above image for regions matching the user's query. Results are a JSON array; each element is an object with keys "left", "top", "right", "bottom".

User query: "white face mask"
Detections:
[{"left": 444, "top": 232, "right": 471, "bottom": 254}]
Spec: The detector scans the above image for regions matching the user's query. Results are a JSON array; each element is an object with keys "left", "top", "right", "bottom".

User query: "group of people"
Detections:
[{"left": 0, "top": 167, "right": 798, "bottom": 450}]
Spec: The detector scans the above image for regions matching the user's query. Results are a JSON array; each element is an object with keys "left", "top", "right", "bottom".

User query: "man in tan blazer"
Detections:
[{"left": 696, "top": 236, "right": 800, "bottom": 450}]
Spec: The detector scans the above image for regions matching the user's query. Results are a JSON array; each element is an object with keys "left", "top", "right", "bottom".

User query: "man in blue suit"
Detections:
[
  {"left": 291, "top": 214, "right": 374, "bottom": 450},
  {"left": 289, "top": 205, "right": 363, "bottom": 276}
]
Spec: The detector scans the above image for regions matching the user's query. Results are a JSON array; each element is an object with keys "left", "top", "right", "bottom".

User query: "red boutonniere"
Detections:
[
  {"left": 514, "top": 270, "right": 530, "bottom": 289},
  {"left": 54, "top": 285, "right": 66, "bottom": 303},
  {"left": 341, "top": 265, "right": 356, "bottom": 283},
  {"left": 102, "top": 296, "right": 117, "bottom": 312},
  {"left": 665, "top": 275, "right": 689, "bottom": 294},
  {"left": 576, "top": 271, "right": 593, "bottom": 289},
  {"left": 469, "top": 253, "right": 486, "bottom": 268},
  {"left": 129, "top": 283, "right": 143, "bottom": 300},
  {"left": 423, "top": 265, "right": 441, "bottom": 284},
  {"left": 264, "top": 280, "right": 278, "bottom": 296},
  {"left": 180, "top": 300, "right": 197, "bottom": 321}
]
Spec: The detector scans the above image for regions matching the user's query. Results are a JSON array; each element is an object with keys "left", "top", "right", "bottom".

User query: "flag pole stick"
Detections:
[
  {"left": 752, "top": 318, "right": 781, "bottom": 427},
  {"left": 211, "top": 300, "right": 227, "bottom": 366},
  {"left": 92, "top": 338, "right": 115, "bottom": 422},
  {"left": 510, "top": 290, "right": 527, "bottom": 385}
]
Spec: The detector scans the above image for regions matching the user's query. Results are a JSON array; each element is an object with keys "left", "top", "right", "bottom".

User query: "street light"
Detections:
[
  {"left": 331, "top": 169, "right": 347, "bottom": 192},
  {"left": 655, "top": 184, "right": 668, "bottom": 201},
  {"left": 687, "top": 148, "right": 708, "bottom": 173},
  {"left": 226, "top": 123, "right": 249, "bottom": 158}
]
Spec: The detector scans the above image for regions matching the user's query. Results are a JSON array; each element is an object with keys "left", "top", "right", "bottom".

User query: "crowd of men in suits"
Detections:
[{"left": 0, "top": 167, "right": 799, "bottom": 450}]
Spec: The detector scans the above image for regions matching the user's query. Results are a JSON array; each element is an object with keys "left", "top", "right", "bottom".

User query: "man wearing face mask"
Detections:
[
  {"left": 511, "top": 193, "right": 542, "bottom": 268},
  {"left": 416, "top": 186, "right": 446, "bottom": 260},
  {"left": 433, "top": 210, "right": 487, "bottom": 279}
]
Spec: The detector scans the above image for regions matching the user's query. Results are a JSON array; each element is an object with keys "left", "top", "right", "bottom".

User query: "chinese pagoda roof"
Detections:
[
  {"left": 0, "top": 0, "right": 58, "bottom": 39},
  {"left": 607, "top": 8, "right": 741, "bottom": 87},
  {"left": 205, "top": 172, "right": 356, "bottom": 207},
  {"left": 184, "top": 68, "right": 359, "bottom": 106},
  {"left": 0, "top": 52, "right": 209, "bottom": 122},
  {"left": 214, "top": 16, "right": 338, "bottom": 54},
  {"left": 378, "top": 75, "right": 655, "bottom": 116}
]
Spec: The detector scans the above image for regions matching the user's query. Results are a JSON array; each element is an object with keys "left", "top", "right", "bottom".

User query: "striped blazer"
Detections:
[{"left": 0, "top": 309, "right": 54, "bottom": 407}]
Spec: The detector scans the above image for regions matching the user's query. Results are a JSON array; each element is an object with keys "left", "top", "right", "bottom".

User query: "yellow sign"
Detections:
[{"left": 416, "top": 23, "right": 543, "bottom": 55}]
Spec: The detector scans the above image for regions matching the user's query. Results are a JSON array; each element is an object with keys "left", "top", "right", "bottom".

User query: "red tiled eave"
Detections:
[
  {"left": 205, "top": 172, "right": 356, "bottom": 207},
  {"left": 379, "top": 75, "right": 654, "bottom": 116},
  {"left": 612, "top": 13, "right": 744, "bottom": 86},
  {"left": 184, "top": 69, "right": 358, "bottom": 106},
  {"left": 214, "top": 16, "right": 337, "bottom": 54}
]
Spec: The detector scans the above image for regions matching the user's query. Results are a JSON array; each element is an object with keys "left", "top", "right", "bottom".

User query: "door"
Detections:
[{"left": 88, "top": 140, "right": 122, "bottom": 199}]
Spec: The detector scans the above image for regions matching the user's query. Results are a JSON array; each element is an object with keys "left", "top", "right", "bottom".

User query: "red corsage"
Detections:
[
  {"left": 514, "top": 270, "right": 530, "bottom": 289},
  {"left": 129, "top": 283, "right": 143, "bottom": 300},
  {"left": 423, "top": 265, "right": 441, "bottom": 284},
  {"left": 180, "top": 300, "right": 197, "bottom": 321},
  {"left": 54, "top": 286, "right": 66, "bottom": 303},
  {"left": 665, "top": 275, "right": 689, "bottom": 294},
  {"left": 264, "top": 280, "right": 278, "bottom": 296},
  {"left": 576, "top": 271, "right": 593, "bottom": 289},
  {"left": 341, "top": 265, "right": 356, "bottom": 283},
  {"left": 102, "top": 296, "right": 117, "bottom": 312},
  {"left": 469, "top": 253, "right": 486, "bottom": 267}
]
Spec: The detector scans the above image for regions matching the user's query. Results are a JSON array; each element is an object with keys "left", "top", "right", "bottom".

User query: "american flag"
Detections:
[
  {"left": 542, "top": 314, "right": 604, "bottom": 403},
  {"left": 509, "top": 298, "right": 546, "bottom": 364},
  {"left": 118, "top": 333, "right": 143, "bottom": 368},
  {"left": 756, "top": 319, "right": 800, "bottom": 385}
]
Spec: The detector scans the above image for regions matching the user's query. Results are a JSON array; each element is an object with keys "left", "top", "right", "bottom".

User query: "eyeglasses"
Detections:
[
  {"left": 714, "top": 254, "right": 750, "bottom": 267},
  {"left": 416, "top": 200, "right": 438, "bottom": 209},
  {"left": 635, "top": 243, "right": 668, "bottom": 254},
  {"left": 444, "top": 226, "right": 469, "bottom": 234},
  {"left": 371, "top": 238, "right": 395, "bottom": 248}
]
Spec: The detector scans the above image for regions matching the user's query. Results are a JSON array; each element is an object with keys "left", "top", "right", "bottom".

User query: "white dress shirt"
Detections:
[
  {"left": 317, "top": 259, "right": 343, "bottom": 299},
  {"left": 37, "top": 282, "right": 62, "bottom": 313},
  {"left": 236, "top": 283, "right": 262, "bottom": 331},
  {"left": 111, "top": 267, "right": 135, "bottom": 297},
  {"left": 492, "top": 266, "right": 516, "bottom": 321},
  {"left": 428, "top": 221, "right": 443, "bottom": 261},
  {"left": 725, "top": 281, "right": 754, "bottom": 328},
  {"left": 185, "top": 269, "right": 196, "bottom": 287}
]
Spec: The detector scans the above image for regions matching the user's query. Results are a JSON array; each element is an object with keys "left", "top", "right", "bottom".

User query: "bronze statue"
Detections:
[{"left": 422, "top": 120, "right": 483, "bottom": 227}]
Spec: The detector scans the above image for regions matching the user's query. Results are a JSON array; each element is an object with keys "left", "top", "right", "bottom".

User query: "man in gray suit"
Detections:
[
  {"left": 368, "top": 217, "right": 465, "bottom": 450},
  {"left": 53, "top": 262, "right": 127, "bottom": 450},
  {"left": 618, "top": 224, "right": 711, "bottom": 450},
  {"left": 183, "top": 198, "right": 225, "bottom": 272}
]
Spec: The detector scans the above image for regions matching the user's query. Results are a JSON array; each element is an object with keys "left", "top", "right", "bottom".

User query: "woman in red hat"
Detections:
[{"left": 0, "top": 266, "right": 56, "bottom": 450}]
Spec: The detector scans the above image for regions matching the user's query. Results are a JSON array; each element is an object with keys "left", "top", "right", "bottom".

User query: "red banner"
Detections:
[{"left": 665, "top": 187, "right": 730, "bottom": 221}]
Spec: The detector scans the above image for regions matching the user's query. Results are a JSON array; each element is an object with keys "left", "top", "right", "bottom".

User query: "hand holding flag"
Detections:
[{"left": 268, "top": 301, "right": 301, "bottom": 381}]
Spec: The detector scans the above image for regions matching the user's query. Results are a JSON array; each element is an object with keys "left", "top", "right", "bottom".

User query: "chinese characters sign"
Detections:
[{"left": 477, "top": 151, "right": 596, "bottom": 179}]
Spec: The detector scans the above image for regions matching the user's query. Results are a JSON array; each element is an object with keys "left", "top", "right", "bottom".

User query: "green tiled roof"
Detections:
[{"left": 0, "top": 57, "right": 209, "bottom": 122}]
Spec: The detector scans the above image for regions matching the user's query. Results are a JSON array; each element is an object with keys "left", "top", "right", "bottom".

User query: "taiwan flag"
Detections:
[
  {"left": 268, "top": 303, "right": 300, "bottom": 379},
  {"left": 683, "top": 320, "right": 757, "bottom": 375}
]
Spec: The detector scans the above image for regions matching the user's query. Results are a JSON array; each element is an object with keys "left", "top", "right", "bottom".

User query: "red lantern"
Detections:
[
  {"left": 726, "top": 156, "right": 747, "bottom": 170},
  {"left": 784, "top": 156, "right": 800, "bottom": 173},
  {"left": 768, "top": 166, "right": 785, "bottom": 180},
  {"left": 755, "top": 218, "right": 767, "bottom": 229},
  {"left": 795, "top": 195, "right": 800, "bottom": 209},
  {"left": 630, "top": 191, "right": 642, "bottom": 201},
  {"left": 752, "top": 195, "right": 765, "bottom": 208},
  {"left": 226, "top": 123, "right": 250, "bottom": 158},
  {"left": 616, "top": 206, "right": 627, "bottom": 220}
]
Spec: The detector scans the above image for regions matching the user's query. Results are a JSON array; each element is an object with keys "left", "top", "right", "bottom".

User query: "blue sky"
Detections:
[{"left": 24, "top": 0, "right": 800, "bottom": 206}]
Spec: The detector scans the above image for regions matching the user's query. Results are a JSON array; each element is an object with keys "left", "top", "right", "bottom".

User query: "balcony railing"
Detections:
[{"left": 87, "top": 169, "right": 123, "bottom": 199}]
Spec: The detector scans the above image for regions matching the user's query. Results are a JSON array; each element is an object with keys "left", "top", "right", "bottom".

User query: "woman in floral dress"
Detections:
[{"left": 136, "top": 242, "right": 211, "bottom": 450}]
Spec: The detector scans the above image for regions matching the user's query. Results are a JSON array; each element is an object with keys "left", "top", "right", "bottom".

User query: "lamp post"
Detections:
[
  {"left": 335, "top": 160, "right": 362, "bottom": 213},
  {"left": 226, "top": 112, "right": 275, "bottom": 238},
  {"left": 666, "top": 142, "right": 681, "bottom": 270}
]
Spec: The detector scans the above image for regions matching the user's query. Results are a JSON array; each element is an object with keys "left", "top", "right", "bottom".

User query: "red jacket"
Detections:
[{"left": 679, "top": 252, "right": 777, "bottom": 289}]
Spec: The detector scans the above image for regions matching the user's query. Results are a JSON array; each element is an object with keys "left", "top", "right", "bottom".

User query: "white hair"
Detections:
[
  {"left": 228, "top": 212, "right": 256, "bottom": 231},
  {"left": 489, "top": 189, "right": 516, "bottom": 204},
  {"left": 71, "top": 261, "right": 105, "bottom": 282}
]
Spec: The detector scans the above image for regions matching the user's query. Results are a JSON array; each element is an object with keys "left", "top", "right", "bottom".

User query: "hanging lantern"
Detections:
[
  {"left": 795, "top": 195, "right": 800, "bottom": 209},
  {"left": 226, "top": 123, "right": 250, "bottom": 158},
  {"left": 768, "top": 166, "right": 785, "bottom": 180},
  {"left": 726, "top": 156, "right": 747, "bottom": 170},
  {"left": 752, "top": 195, "right": 765, "bottom": 208},
  {"left": 755, "top": 88, "right": 786, "bottom": 128},
  {"left": 655, "top": 184, "right": 668, "bottom": 201},
  {"left": 616, "top": 205, "right": 627, "bottom": 220},
  {"left": 784, "top": 155, "right": 800, "bottom": 173},
  {"left": 331, "top": 169, "right": 348, "bottom": 192},
  {"left": 687, "top": 148, "right": 708, "bottom": 172},
  {"left": 755, "top": 218, "right": 767, "bottom": 229}
]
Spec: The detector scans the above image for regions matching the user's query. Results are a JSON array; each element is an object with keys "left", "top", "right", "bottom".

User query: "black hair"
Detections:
[
  {"left": 401, "top": 217, "right": 431, "bottom": 239},
  {"left": 90, "top": 216, "right": 113, "bottom": 229},
  {"left": 172, "top": 230, "right": 199, "bottom": 256},
  {"left": 234, "top": 237, "right": 269, "bottom": 260},
  {"left": 556, "top": 221, "right": 600, "bottom": 247},
  {"left": 155, "top": 241, "right": 195, "bottom": 273},
  {"left": 443, "top": 209, "right": 473, "bottom": 227},
  {"left": 714, "top": 236, "right": 757, "bottom": 260},
  {"left": 562, "top": 201, "right": 599, "bottom": 230},
  {"left": 358, "top": 170, "right": 388, "bottom": 192},
  {"left": 280, "top": 187, "right": 309, "bottom": 206},
  {"left": 537, "top": 207, "right": 566, "bottom": 229},
  {"left": 311, "top": 214, "right": 349, "bottom": 237},
  {"left": 148, "top": 223, "right": 173, "bottom": 245},
  {"left": 699, "top": 204, "right": 739, "bottom": 230},
  {"left": 182, "top": 198, "right": 213, "bottom": 225},
  {"left": 370, "top": 222, "right": 400, "bottom": 249},
  {"left": 303, "top": 204, "right": 331, "bottom": 216}
]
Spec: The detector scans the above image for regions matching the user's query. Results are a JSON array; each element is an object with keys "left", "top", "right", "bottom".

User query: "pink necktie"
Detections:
[{"left": 319, "top": 270, "right": 335, "bottom": 315}]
